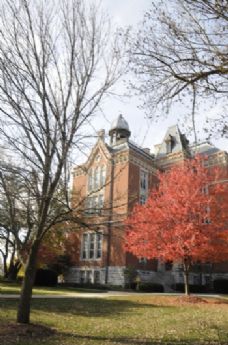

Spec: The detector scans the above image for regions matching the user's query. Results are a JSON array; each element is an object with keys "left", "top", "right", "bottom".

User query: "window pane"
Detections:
[
  {"left": 81, "top": 232, "right": 102, "bottom": 261},
  {"left": 139, "top": 257, "right": 147, "bottom": 264},
  {"left": 85, "top": 197, "right": 91, "bottom": 214},
  {"left": 80, "top": 270, "right": 86, "bottom": 283},
  {"left": 140, "top": 171, "right": 148, "bottom": 191},
  {"left": 87, "top": 270, "right": 92, "bottom": 283},
  {"left": 140, "top": 170, "right": 148, "bottom": 207},
  {"left": 98, "top": 194, "right": 104, "bottom": 209},
  {"left": 89, "top": 233, "right": 95, "bottom": 259},
  {"left": 94, "top": 167, "right": 100, "bottom": 189},
  {"left": 94, "top": 271, "right": 100, "bottom": 284},
  {"left": 88, "top": 170, "right": 93, "bottom": 191},
  {"left": 96, "top": 232, "right": 102, "bottom": 258},
  {"left": 100, "top": 166, "right": 106, "bottom": 186},
  {"left": 82, "top": 233, "right": 89, "bottom": 259},
  {"left": 140, "top": 195, "right": 146, "bottom": 204}
]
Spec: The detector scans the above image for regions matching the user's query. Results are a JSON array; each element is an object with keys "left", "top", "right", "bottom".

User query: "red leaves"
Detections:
[{"left": 125, "top": 156, "right": 228, "bottom": 265}]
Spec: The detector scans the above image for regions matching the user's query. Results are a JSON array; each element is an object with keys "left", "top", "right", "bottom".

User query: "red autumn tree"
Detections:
[{"left": 125, "top": 156, "right": 228, "bottom": 295}]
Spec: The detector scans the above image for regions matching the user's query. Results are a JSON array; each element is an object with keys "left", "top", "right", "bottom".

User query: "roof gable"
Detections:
[
  {"left": 155, "top": 125, "right": 189, "bottom": 158},
  {"left": 84, "top": 139, "right": 111, "bottom": 169}
]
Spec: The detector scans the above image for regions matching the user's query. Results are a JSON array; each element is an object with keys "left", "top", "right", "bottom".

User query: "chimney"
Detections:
[
  {"left": 97, "top": 129, "right": 105, "bottom": 141},
  {"left": 142, "top": 148, "right": 151, "bottom": 155}
]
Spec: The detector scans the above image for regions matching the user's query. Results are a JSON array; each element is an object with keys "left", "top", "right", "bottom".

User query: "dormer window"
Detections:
[{"left": 165, "top": 135, "right": 175, "bottom": 154}]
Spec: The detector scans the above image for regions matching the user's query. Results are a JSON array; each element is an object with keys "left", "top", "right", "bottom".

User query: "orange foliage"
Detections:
[{"left": 125, "top": 156, "right": 228, "bottom": 265}]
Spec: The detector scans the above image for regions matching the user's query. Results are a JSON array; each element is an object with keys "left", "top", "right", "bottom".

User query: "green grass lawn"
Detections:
[
  {"left": 1, "top": 295, "right": 228, "bottom": 345},
  {"left": 0, "top": 281, "right": 106, "bottom": 295}
]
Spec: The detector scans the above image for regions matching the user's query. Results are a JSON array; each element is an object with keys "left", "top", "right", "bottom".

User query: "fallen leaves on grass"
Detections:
[
  {"left": 173, "top": 296, "right": 208, "bottom": 304},
  {"left": 0, "top": 322, "right": 55, "bottom": 345}
]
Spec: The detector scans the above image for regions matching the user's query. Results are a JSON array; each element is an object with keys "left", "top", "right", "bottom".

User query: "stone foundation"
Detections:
[
  {"left": 64, "top": 266, "right": 126, "bottom": 286},
  {"left": 64, "top": 266, "right": 228, "bottom": 291}
]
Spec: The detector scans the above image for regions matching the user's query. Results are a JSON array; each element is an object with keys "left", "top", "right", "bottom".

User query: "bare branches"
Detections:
[
  {"left": 0, "top": 0, "right": 125, "bottom": 238},
  {"left": 0, "top": 0, "right": 126, "bottom": 323},
  {"left": 129, "top": 0, "right": 228, "bottom": 136}
]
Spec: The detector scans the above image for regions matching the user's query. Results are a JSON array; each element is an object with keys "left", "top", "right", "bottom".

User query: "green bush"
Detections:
[
  {"left": 213, "top": 279, "right": 228, "bottom": 293},
  {"left": 138, "top": 282, "right": 164, "bottom": 292},
  {"left": 34, "top": 269, "right": 57, "bottom": 287},
  {"left": 172, "top": 283, "right": 206, "bottom": 293}
]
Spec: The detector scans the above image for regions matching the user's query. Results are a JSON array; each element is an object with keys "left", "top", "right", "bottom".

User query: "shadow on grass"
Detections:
[
  {"left": 0, "top": 297, "right": 173, "bottom": 318},
  {"left": 57, "top": 332, "right": 228, "bottom": 345}
]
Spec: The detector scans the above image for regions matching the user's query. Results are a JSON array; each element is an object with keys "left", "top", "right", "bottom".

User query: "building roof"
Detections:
[
  {"left": 155, "top": 125, "right": 189, "bottom": 158},
  {"left": 110, "top": 114, "right": 130, "bottom": 132},
  {"left": 190, "top": 142, "right": 221, "bottom": 155}
]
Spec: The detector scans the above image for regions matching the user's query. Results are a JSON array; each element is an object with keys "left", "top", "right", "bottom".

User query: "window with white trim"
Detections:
[
  {"left": 82, "top": 233, "right": 89, "bottom": 259},
  {"left": 140, "top": 171, "right": 148, "bottom": 191},
  {"left": 140, "top": 195, "right": 146, "bottom": 205},
  {"left": 89, "top": 233, "right": 95, "bottom": 259},
  {"left": 96, "top": 232, "right": 102, "bottom": 259},
  {"left": 94, "top": 270, "right": 101, "bottom": 284},
  {"left": 80, "top": 270, "right": 92, "bottom": 283},
  {"left": 100, "top": 165, "right": 106, "bottom": 186},
  {"left": 80, "top": 270, "right": 86, "bottom": 283},
  {"left": 139, "top": 170, "right": 148, "bottom": 204},
  {"left": 139, "top": 257, "right": 147, "bottom": 264},
  {"left": 85, "top": 194, "right": 104, "bottom": 214},
  {"left": 94, "top": 167, "right": 100, "bottom": 190},
  {"left": 81, "top": 232, "right": 103, "bottom": 260},
  {"left": 98, "top": 194, "right": 104, "bottom": 210},
  {"left": 87, "top": 165, "right": 106, "bottom": 191},
  {"left": 88, "top": 169, "right": 93, "bottom": 192}
]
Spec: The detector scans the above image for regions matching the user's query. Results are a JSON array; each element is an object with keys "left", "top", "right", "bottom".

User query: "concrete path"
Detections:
[{"left": 0, "top": 291, "right": 225, "bottom": 299}]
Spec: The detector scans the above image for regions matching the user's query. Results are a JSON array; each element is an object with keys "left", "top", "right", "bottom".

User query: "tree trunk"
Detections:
[
  {"left": 183, "top": 260, "right": 190, "bottom": 296},
  {"left": 8, "top": 261, "right": 22, "bottom": 281},
  {"left": 183, "top": 269, "right": 190, "bottom": 295},
  {"left": 17, "top": 241, "right": 40, "bottom": 324},
  {"left": 3, "top": 255, "right": 8, "bottom": 279}
]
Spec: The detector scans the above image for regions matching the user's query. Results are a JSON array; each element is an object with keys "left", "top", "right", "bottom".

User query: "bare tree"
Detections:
[
  {"left": 129, "top": 0, "right": 228, "bottom": 139},
  {"left": 0, "top": 165, "right": 25, "bottom": 280},
  {"left": 0, "top": 0, "right": 126, "bottom": 323}
]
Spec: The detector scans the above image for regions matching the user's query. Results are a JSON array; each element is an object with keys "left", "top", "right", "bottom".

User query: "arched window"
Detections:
[{"left": 100, "top": 165, "right": 106, "bottom": 187}]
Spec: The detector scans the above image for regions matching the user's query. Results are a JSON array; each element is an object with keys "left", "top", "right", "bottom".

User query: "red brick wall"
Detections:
[{"left": 71, "top": 143, "right": 228, "bottom": 274}]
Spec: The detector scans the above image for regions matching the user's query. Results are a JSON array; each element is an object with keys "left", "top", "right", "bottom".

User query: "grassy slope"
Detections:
[{"left": 1, "top": 296, "right": 228, "bottom": 345}]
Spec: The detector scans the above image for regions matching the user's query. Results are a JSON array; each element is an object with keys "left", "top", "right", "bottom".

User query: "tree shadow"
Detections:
[
  {"left": 57, "top": 332, "right": 228, "bottom": 345},
  {"left": 31, "top": 297, "right": 172, "bottom": 317},
  {"left": 0, "top": 297, "right": 172, "bottom": 318}
]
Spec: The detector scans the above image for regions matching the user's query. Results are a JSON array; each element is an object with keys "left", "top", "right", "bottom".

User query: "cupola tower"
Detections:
[{"left": 109, "top": 114, "right": 131, "bottom": 146}]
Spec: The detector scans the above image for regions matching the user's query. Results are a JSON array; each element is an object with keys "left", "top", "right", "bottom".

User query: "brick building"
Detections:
[{"left": 65, "top": 115, "right": 228, "bottom": 290}]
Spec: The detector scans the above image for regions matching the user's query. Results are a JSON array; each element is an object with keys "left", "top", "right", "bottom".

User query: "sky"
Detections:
[{"left": 83, "top": 0, "right": 227, "bottom": 159}]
